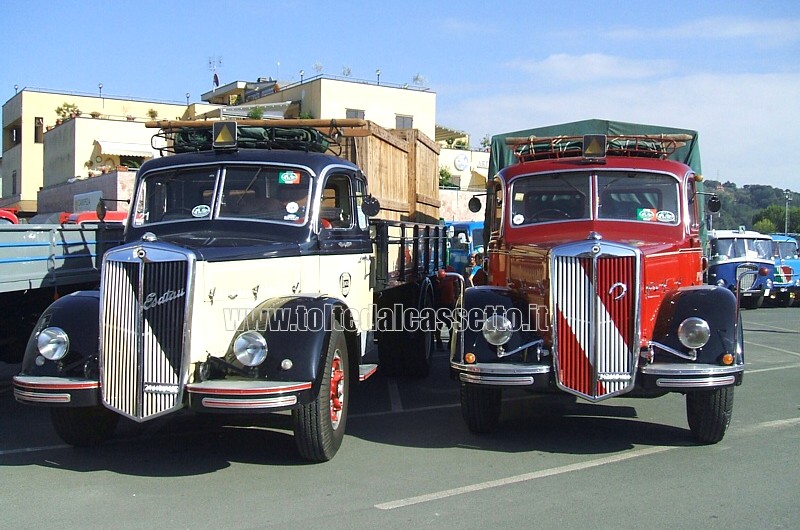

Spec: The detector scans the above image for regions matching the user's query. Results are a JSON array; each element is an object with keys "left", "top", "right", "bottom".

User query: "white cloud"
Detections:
[
  {"left": 505, "top": 53, "right": 676, "bottom": 82},
  {"left": 438, "top": 72, "right": 800, "bottom": 190}
]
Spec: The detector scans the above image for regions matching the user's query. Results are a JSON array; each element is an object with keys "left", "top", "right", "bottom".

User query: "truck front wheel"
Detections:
[
  {"left": 460, "top": 383, "right": 502, "bottom": 433},
  {"left": 50, "top": 406, "right": 119, "bottom": 447},
  {"left": 686, "top": 386, "right": 734, "bottom": 444},
  {"left": 293, "top": 328, "right": 349, "bottom": 462}
]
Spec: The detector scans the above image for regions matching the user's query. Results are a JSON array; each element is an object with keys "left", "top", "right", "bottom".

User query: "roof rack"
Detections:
[
  {"left": 146, "top": 119, "right": 370, "bottom": 156},
  {"left": 505, "top": 134, "right": 693, "bottom": 163}
]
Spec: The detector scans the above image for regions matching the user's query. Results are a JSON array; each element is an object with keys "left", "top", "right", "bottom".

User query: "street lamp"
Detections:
[
  {"left": 785, "top": 189, "right": 793, "bottom": 235},
  {"left": 185, "top": 92, "right": 190, "bottom": 105},
  {"left": 376, "top": 69, "right": 381, "bottom": 85},
  {"left": 98, "top": 83, "right": 103, "bottom": 107},
  {"left": 299, "top": 69, "right": 304, "bottom": 83}
]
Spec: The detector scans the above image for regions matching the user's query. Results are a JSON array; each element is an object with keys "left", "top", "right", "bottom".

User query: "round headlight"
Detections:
[
  {"left": 715, "top": 279, "right": 726, "bottom": 287},
  {"left": 233, "top": 331, "right": 267, "bottom": 366},
  {"left": 37, "top": 327, "right": 69, "bottom": 360},
  {"left": 677, "top": 317, "right": 710, "bottom": 350},
  {"left": 482, "top": 314, "right": 513, "bottom": 346}
]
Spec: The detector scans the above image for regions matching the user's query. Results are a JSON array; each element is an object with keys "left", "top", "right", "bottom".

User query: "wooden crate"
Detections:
[{"left": 344, "top": 122, "right": 440, "bottom": 224}]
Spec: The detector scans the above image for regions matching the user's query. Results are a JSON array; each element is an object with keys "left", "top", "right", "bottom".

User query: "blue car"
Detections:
[
  {"left": 769, "top": 234, "right": 800, "bottom": 307},
  {"left": 706, "top": 229, "right": 775, "bottom": 309},
  {"left": 446, "top": 221, "right": 484, "bottom": 276}
]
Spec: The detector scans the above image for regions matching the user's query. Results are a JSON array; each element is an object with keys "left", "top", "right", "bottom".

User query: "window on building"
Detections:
[
  {"left": 395, "top": 115, "right": 413, "bottom": 129},
  {"left": 346, "top": 108, "right": 365, "bottom": 120},
  {"left": 34, "top": 117, "right": 44, "bottom": 143},
  {"left": 11, "top": 170, "right": 18, "bottom": 195}
]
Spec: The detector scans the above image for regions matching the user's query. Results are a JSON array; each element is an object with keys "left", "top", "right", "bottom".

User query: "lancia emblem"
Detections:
[
  {"left": 608, "top": 282, "right": 627, "bottom": 300},
  {"left": 339, "top": 273, "right": 351, "bottom": 297}
]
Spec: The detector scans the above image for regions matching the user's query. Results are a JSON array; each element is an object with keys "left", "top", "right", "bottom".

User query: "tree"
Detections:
[
  {"left": 753, "top": 219, "right": 777, "bottom": 234},
  {"left": 439, "top": 167, "right": 456, "bottom": 189}
]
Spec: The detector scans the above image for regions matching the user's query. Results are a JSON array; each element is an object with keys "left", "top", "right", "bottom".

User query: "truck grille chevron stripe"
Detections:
[{"left": 552, "top": 246, "right": 639, "bottom": 401}]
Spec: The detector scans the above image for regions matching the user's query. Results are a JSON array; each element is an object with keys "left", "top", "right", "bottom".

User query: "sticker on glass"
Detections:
[
  {"left": 656, "top": 210, "right": 676, "bottom": 223},
  {"left": 285, "top": 201, "right": 299, "bottom": 214},
  {"left": 192, "top": 204, "right": 211, "bottom": 217},
  {"left": 637, "top": 208, "right": 656, "bottom": 221},
  {"left": 278, "top": 171, "right": 301, "bottom": 185},
  {"left": 512, "top": 213, "right": 525, "bottom": 225}
]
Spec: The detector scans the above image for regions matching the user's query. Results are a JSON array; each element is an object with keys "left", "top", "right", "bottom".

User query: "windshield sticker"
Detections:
[
  {"left": 278, "top": 171, "right": 301, "bottom": 185},
  {"left": 285, "top": 201, "right": 300, "bottom": 214},
  {"left": 191, "top": 204, "right": 211, "bottom": 217},
  {"left": 512, "top": 214, "right": 525, "bottom": 225},
  {"left": 636, "top": 208, "right": 656, "bottom": 222},
  {"left": 656, "top": 210, "right": 676, "bottom": 223}
]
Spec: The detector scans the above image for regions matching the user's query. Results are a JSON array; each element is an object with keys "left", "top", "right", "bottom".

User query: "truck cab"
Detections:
[
  {"left": 768, "top": 233, "right": 800, "bottom": 306},
  {"left": 706, "top": 229, "right": 774, "bottom": 309},
  {"left": 446, "top": 220, "right": 484, "bottom": 275},
  {"left": 451, "top": 130, "right": 742, "bottom": 444}
]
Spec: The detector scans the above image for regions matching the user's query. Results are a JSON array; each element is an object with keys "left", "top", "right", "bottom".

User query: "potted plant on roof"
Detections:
[
  {"left": 147, "top": 108, "right": 158, "bottom": 120},
  {"left": 56, "top": 102, "right": 80, "bottom": 122}
]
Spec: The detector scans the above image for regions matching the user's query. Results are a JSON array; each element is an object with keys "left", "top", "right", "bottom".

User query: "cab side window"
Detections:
[{"left": 321, "top": 174, "right": 354, "bottom": 229}]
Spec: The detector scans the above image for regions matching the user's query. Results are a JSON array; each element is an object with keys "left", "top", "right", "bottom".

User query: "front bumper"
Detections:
[
  {"left": 186, "top": 379, "right": 313, "bottom": 412},
  {"left": 451, "top": 362, "right": 551, "bottom": 387},
  {"left": 13, "top": 376, "right": 101, "bottom": 407}
]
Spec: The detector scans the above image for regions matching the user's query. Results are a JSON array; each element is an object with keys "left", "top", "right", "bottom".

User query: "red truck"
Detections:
[{"left": 451, "top": 120, "right": 741, "bottom": 444}]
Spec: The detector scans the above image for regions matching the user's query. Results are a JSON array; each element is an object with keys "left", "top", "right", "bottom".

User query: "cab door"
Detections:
[{"left": 316, "top": 172, "right": 374, "bottom": 355}]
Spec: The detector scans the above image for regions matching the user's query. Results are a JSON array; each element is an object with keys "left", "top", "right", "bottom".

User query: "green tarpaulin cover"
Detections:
[{"left": 489, "top": 119, "right": 702, "bottom": 177}]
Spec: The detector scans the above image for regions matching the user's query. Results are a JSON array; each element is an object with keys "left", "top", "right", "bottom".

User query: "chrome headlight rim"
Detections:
[
  {"left": 482, "top": 314, "right": 514, "bottom": 346},
  {"left": 677, "top": 317, "right": 711, "bottom": 350},
  {"left": 37, "top": 326, "right": 70, "bottom": 360},
  {"left": 233, "top": 331, "right": 268, "bottom": 367}
]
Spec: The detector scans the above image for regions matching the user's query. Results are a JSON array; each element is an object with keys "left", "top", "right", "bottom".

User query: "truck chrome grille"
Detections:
[
  {"left": 100, "top": 245, "right": 192, "bottom": 421},
  {"left": 736, "top": 264, "right": 758, "bottom": 290},
  {"left": 551, "top": 244, "right": 639, "bottom": 401}
]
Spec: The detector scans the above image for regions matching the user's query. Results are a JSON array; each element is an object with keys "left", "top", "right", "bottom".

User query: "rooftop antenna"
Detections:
[
  {"left": 208, "top": 56, "right": 223, "bottom": 89},
  {"left": 342, "top": 66, "right": 351, "bottom": 77},
  {"left": 313, "top": 62, "right": 323, "bottom": 74},
  {"left": 412, "top": 73, "right": 426, "bottom": 86}
]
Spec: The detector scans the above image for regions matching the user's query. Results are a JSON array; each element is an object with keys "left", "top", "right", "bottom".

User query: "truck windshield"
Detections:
[
  {"left": 509, "top": 172, "right": 590, "bottom": 226},
  {"left": 132, "top": 165, "right": 312, "bottom": 226},
  {"left": 774, "top": 240, "right": 798, "bottom": 259},
  {"left": 597, "top": 172, "right": 680, "bottom": 224},
  {"left": 711, "top": 238, "right": 773, "bottom": 260}
]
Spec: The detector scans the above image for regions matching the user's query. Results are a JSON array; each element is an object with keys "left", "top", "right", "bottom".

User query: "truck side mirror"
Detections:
[
  {"left": 361, "top": 195, "right": 381, "bottom": 217},
  {"left": 96, "top": 199, "right": 107, "bottom": 222},
  {"left": 468, "top": 196, "right": 482, "bottom": 213},
  {"left": 706, "top": 195, "right": 721, "bottom": 213}
]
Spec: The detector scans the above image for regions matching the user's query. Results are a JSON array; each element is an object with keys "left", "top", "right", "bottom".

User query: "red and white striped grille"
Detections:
[
  {"left": 551, "top": 243, "right": 639, "bottom": 401},
  {"left": 100, "top": 244, "right": 193, "bottom": 421}
]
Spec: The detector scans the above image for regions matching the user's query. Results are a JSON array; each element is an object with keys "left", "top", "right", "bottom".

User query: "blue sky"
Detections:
[{"left": 2, "top": 1, "right": 799, "bottom": 190}]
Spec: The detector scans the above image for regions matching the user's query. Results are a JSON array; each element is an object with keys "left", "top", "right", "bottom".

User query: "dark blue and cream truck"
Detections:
[{"left": 13, "top": 119, "right": 446, "bottom": 462}]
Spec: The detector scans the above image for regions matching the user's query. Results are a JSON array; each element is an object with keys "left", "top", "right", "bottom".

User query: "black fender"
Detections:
[
  {"left": 18, "top": 290, "right": 101, "bottom": 379},
  {"left": 453, "top": 285, "right": 541, "bottom": 365},
  {"left": 651, "top": 285, "right": 740, "bottom": 364},
  {"left": 221, "top": 295, "right": 356, "bottom": 393}
]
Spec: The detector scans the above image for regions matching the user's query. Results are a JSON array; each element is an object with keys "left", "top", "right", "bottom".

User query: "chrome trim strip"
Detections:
[
  {"left": 459, "top": 373, "right": 535, "bottom": 386},
  {"left": 649, "top": 340, "right": 697, "bottom": 361},
  {"left": 640, "top": 363, "right": 743, "bottom": 376},
  {"left": 497, "top": 339, "right": 543, "bottom": 358},
  {"left": 451, "top": 362, "right": 551, "bottom": 375},
  {"left": 656, "top": 376, "right": 737, "bottom": 388},
  {"left": 201, "top": 395, "right": 298, "bottom": 409},
  {"left": 186, "top": 380, "right": 312, "bottom": 394},
  {"left": 14, "top": 390, "right": 71, "bottom": 403}
]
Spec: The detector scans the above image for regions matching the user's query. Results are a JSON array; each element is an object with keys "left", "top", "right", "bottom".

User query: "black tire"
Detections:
[
  {"left": 460, "top": 383, "right": 502, "bottom": 433},
  {"left": 293, "top": 328, "right": 349, "bottom": 462},
  {"left": 774, "top": 292, "right": 792, "bottom": 307},
  {"left": 50, "top": 406, "right": 120, "bottom": 447},
  {"left": 403, "top": 308, "right": 434, "bottom": 378},
  {"left": 686, "top": 386, "right": 734, "bottom": 444}
]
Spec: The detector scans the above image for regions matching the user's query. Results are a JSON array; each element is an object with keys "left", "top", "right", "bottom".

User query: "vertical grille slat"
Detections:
[
  {"left": 736, "top": 264, "right": 758, "bottom": 290},
  {"left": 100, "top": 246, "right": 190, "bottom": 421},
  {"left": 552, "top": 245, "right": 638, "bottom": 401}
]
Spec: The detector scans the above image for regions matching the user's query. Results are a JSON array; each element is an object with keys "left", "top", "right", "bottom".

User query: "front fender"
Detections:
[
  {"left": 453, "top": 286, "right": 541, "bottom": 365},
  {"left": 222, "top": 295, "right": 352, "bottom": 388},
  {"left": 651, "top": 285, "right": 740, "bottom": 364},
  {"left": 19, "top": 291, "right": 101, "bottom": 378}
]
